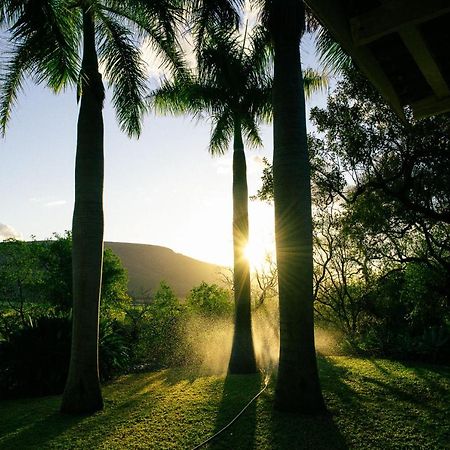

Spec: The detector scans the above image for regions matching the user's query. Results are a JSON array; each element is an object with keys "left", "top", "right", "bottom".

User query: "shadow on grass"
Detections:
[
  {"left": 267, "top": 361, "right": 348, "bottom": 450},
  {"left": 200, "top": 366, "right": 348, "bottom": 450},
  {"left": 0, "top": 372, "right": 168, "bottom": 449},
  {"left": 205, "top": 372, "right": 261, "bottom": 449},
  {"left": 318, "top": 356, "right": 450, "bottom": 449},
  {"left": 0, "top": 400, "right": 84, "bottom": 449}
]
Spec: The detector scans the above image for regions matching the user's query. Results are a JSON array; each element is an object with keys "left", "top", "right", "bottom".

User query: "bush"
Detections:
[
  {"left": 0, "top": 315, "right": 71, "bottom": 399},
  {"left": 99, "top": 318, "right": 131, "bottom": 381},
  {"left": 0, "top": 314, "right": 136, "bottom": 399},
  {"left": 125, "top": 282, "right": 189, "bottom": 370},
  {"left": 186, "top": 282, "right": 232, "bottom": 317}
]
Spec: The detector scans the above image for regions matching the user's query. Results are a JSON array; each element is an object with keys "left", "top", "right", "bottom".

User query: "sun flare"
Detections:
[{"left": 244, "top": 240, "right": 274, "bottom": 270}]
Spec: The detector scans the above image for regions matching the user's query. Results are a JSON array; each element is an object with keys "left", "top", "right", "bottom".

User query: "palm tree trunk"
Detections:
[
  {"left": 228, "top": 119, "right": 257, "bottom": 374},
  {"left": 270, "top": 0, "right": 326, "bottom": 413},
  {"left": 61, "top": 8, "right": 104, "bottom": 414}
]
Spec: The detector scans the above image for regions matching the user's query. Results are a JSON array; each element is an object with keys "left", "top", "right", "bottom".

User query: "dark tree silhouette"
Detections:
[{"left": 0, "top": 0, "right": 181, "bottom": 413}]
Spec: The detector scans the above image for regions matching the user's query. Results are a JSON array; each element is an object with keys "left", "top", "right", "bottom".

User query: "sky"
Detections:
[{"left": 0, "top": 28, "right": 329, "bottom": 267}]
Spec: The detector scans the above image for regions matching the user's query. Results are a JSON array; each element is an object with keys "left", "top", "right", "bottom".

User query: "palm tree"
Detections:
[
  {"left": 153, "top": 28, "right": 270, "bottom": 373},
  {"left": 260, "top": 0, "right": 327, "bottom": 413},
  {"left": 0, "top": 0, "right": 181, "bottom": 413}
]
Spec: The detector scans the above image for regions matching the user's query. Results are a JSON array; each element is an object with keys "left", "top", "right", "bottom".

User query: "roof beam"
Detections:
[
  {"left": 306, "top": 0, "right": 405, "bottom": 119},
  {"left": 411, "top": 95, "right": 450, "bottom": 119},
  {"left": 399, "top": 26, "right": 450, "bottom": 99},
  {"left": 351, "top": 0, "right": 450, "bottom": 46}
]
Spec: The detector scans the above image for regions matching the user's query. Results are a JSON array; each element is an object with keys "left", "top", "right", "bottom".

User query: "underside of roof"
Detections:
[{"left": 307, "top": 0, "right": 450, "bottom": 119}]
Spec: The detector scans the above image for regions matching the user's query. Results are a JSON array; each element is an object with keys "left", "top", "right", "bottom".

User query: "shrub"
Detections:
[
  {"left": 0, "top": 314, "right": 135, "bottom": 398},
  {"left": 125, "top": 282, "right": 189, "bottom": 370},
  {"left": 0, "top": 315, "right": 71, "bottom": 398},
  {"left": 186, "top": 282, "right": 232, "bottom": 317}
]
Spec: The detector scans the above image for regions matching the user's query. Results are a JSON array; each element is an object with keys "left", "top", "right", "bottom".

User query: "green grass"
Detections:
[{"left": 1, "top": 357, "right": 449, "bottom": 449}]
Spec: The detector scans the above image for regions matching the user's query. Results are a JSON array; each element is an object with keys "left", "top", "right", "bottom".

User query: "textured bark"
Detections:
[
  {"left": 61, "top": 9, "right": 104, "bottom": 414},
  {"left": 271, "top": 0, "right": 326, "bottom": 413},
  {"left": 228, "top": 120, "right": 257, "bottom": 374}
]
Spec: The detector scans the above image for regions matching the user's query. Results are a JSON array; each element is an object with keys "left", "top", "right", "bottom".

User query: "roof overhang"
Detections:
[{"left": 307, "top": 0, "right": 450, "bottom": 119}]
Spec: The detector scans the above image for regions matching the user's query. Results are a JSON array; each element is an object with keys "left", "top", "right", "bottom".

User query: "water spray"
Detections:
[{"left": 191, "top": 369, "right": 271, "bottom": 450}]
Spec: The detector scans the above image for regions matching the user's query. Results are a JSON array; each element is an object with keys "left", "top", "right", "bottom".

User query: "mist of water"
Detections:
[{"left": 182, "top": 305, "right": 343, "bottom": 376}]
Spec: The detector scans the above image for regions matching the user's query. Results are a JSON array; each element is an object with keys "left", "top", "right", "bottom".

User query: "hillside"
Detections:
[{"left": 105, "top": 242, "right": 224, "bottom": 298}]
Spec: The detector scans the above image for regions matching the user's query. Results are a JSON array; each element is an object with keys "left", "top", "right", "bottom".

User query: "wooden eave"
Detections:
[{"left": 306, "top": 0, "right": 450, "bottom": 119}]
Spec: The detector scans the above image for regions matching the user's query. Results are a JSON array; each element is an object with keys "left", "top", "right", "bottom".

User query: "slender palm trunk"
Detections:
[
  {"left": 271, "top": 0, "right": 325, "bottom": 413},
  {"left": 228, "top": 119, "right": 257, "bottom": 374},
  {"left": 61, "top": 9, "right": 104, "bottom": 414}
]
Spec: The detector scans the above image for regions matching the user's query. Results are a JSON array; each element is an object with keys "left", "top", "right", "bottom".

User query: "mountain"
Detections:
[{"left": 105, "top": 242, "right": 225, "bottom": 299}]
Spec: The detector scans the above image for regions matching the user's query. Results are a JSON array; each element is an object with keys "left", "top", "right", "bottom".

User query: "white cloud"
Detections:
[
  {"left": 0, "top": 223, "right": 21, "bottom": 241},
  {"left": 44, "top": 200, "right": 67, "bottom": 208},
  {"left": 29, "top": 197, "right": 67, "bottom": 208}
]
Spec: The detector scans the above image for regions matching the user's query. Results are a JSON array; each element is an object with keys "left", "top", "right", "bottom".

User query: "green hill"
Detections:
[{"left": 105, "top": 242, "right": 224, "bottom": 298}]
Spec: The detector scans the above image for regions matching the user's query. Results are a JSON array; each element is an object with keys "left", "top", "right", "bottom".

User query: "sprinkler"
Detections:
[{"left": 191, "top": 369, "right": 271, "bottom": 450}]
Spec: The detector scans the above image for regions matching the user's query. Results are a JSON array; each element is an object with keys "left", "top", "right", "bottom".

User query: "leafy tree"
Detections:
[
  {"left": 0, "top": 0, "right": 181, "bottom": 413},
  {"left": 0, "top": 234, "right": 129, "bottom": 326},
  {"left": 40, "top": 233, "right": 129, "bottom": 312},
  {"left": 308, "top": 69, "right": 450, "bottom": 284},
  {"left": 126, "top": 281, "right": 187, "bottom": 369},
  {"left": 254, "top": 68, "right": 450, "bottom": 362},
  {"left": 186, "top": 281, "right": 232, "bottom": 317},
  {"left": 0, "top": 239, "right": 46, "bottom": 328}
]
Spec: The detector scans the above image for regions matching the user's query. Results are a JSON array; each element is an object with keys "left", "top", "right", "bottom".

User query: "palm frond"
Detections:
[
  {"left": 315, "top": 26, "right": 353, "bottom": 75},
  {"left": 150, "top": 76, "right": 191, "bottom": 115},
  {"left": 0, "top": 0, "right": 26, "bottom": 26},
  {"left": 0, "top": 40, "right": 31, "bottom": 135},
  {"left": 246, "top": 84, "right": 272, "bottom": 123},
  {"left": 209, "top": 108, "right": 234, "bottom": 155},
  {"left": 151, "top": 75, "right": 225, "bottom": 118},
  {"left": 303, "top": 67, "right": 329, "bottom": 100},
  {"left": 244, "top": 23, "right": 272, "bottom": 80},
  {"left": 101, "top": 0, "right": 186, "bottom": 76},
  {"left": 97, "top": 10, "right": 148, "bottom": 137},
  {"left": 10, "top": 0, "right": 81, "bottom": 91},
  {"left": 189, "top": 0, "right": 243, "bottom": 51},
  {"left": 241, "top": 114, "right": 263, "bottom": 148}
]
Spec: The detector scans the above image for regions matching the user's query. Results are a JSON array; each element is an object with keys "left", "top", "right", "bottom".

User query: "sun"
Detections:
[{"left": 244, "top": 240, "right": 274, "bottom": 270}]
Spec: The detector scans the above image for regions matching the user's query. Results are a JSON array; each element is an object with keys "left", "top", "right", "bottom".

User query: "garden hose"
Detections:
[{"left": 192, "top": 371, "right": 270, "bottom": 450}]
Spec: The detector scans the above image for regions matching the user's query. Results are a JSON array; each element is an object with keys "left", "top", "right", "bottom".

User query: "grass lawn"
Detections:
[{"left": 0, "top": 356, "right": 449, "bottom": 449}]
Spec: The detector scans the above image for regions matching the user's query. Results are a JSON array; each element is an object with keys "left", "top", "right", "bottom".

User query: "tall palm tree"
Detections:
[
  {"left": 259, "top": 0, "right": 327, "bottom": 413},
  {"left": 153, "top": 29, "right": 270, "bottom": 373},
  {"left": 0, "top": 0, "right": 181, "bottom": 413}
]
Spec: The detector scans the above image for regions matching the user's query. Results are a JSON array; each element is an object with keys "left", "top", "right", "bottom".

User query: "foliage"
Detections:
[
  {"left": 0, "top": 233, "right": 130, "bottom": 330},
  {"left": 0, "top": 233, "right": 134, "bottom": 397},
  {"left": 308, "top": 69, "right": 450, "bottom": 361},
  {"left": 124, "top": 282, "right": 189, "bottom": 370},
  {"left": 186, "top": 281, "right": 232, "bottom": 317},
  {"left": 252, "top": 68, "right": 450, "bottom": 362},
  {"left": 0, "top": 314, "right": 71, "bottom": 399},
  {"left": 99, "top": 318, "right": 131, "bottom": 381},
  {"left": 0, "top": 0, "right": 183, "bottom": 137},
  {"left": 1, "top": 357, "right": 449, "bottom": 448},
  {"left": 0, "top": 313, "right": 136, "bottom": 398},
  {"left": 0, "top": 239, "right": 47, "bottom": 322}
]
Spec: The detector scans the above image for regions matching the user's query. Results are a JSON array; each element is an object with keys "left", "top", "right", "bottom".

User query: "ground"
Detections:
[{"left": 0, "top": 357, "right": 449, "bottom": 449}]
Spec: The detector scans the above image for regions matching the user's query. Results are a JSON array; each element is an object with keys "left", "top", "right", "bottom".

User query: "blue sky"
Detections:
[{"left": 0, "top": 32, "right": 329, "bottom": 266}]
